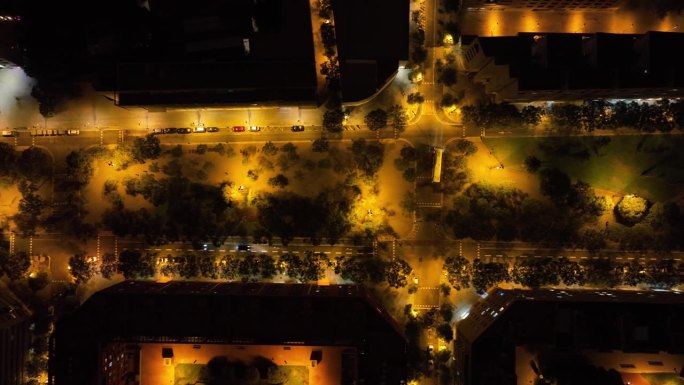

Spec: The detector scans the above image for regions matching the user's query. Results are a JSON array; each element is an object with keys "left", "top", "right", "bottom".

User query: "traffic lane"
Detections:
[{"left": 115, "top": 238, "right": 374, "bottom": 257}]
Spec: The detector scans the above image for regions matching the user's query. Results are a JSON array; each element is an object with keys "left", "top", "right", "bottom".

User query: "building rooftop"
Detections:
[
  {"left": 456, "top": 288, "right": 684, "bottom": 385},
  {"left": 51, "top": 281, "right": 407, "bottom": 385},
  {"left": 96, "top": 0, "right": 318, "bottom": 108},
  {"left": 331, "top": 0, "right": 409, "bottom": 102},
  {"left": 470, "top": 31, "right": 684, "bottom": 94}
]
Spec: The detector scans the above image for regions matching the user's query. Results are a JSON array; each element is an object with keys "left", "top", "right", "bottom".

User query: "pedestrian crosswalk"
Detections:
[{"left": 422, "top": 99, "right": 435, "bottom": 115}]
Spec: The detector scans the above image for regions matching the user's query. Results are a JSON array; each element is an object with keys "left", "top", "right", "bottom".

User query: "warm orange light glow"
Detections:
[
  {"left": 485, "top": 11, "right": 502, "bottom": 36},
  {"left": 568, "top": 12, "right": 586, "bottom": 34},
  {"left": 520, "top": 12, "right": 539, "bottom": 33}
]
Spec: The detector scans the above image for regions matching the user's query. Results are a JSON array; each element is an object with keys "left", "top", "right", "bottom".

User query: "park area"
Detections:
[
  {"left": 79, "top": 136, "right": 414, "bottom": 245},
  {"left": 482, "top": 135, "right": 684, "bottom": 202}
]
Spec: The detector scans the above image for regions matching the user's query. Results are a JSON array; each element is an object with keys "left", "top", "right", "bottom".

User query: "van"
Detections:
[{"left": 1, "top": 130, "right": 14, "bottom": 137}]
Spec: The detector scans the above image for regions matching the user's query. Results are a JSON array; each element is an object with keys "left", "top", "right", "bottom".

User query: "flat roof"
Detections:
[
  {"left": 51, "top": 281, "right": 406, "bottom": 385},
  {"left": 331, "top": 0, "right": 408, "bottom": 102},
  {"left": 99, "top": 0, "right": 318, "bottom": 106}
]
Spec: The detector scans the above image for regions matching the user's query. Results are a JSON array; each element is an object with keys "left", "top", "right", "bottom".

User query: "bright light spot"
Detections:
[
  {"left": 443, "top": 34, "right": 454, "bottom": 45},
  {"left": 459, "top": 311, "right": 470, "bottom": 320},
  {"left": 0, "top": 67, "right": 36, "bottom": 124}
]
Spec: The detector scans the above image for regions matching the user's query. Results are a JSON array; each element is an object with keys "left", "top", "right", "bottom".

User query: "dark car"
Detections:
[
  {"left": 237, "top": 244, "right": 251, "bottom": 251},
  {"left": 162, "top": 128, "right": 177, "bottom": 134},
  {"left": 178, "top": 128, "right": 192, "bottom": 134},
  {"left": 291, "top": 125, "right": 305, "bottom": 132},
  {"left": 207, "top": 127, "right": 220, "bottom": 132}
]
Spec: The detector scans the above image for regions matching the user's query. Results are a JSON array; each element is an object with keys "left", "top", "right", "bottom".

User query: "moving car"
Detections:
[
  {"left": 232, "top": 126, "right": 246, "bottom": 132},
  {"left": 291, "top": 125, "right": 305, "bottom": 132},
  {"left": 178, "top": 128, "right": 192, "bottom": 134},
  {"left": 162, "top": 128, "right": 177, "bottom": 134},
  {"left": 206, "top": 127, "right": 220, "bottom": 132},
  {"left": 248, "top": 126, "right": 261, "bottom": 132},
  {"left": 67, "top": 129, "right": 80, "bottom": 135},
  {"left": 237, "top": 244, "right": 251, "bottom": 251}
]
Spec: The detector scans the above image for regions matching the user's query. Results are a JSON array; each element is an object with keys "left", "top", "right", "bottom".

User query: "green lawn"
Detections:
[
  {"left": 641, "top": 373, "right": 684, "bottom": 385},
  {"left": 482, "top": 135, "right": 684, "bottom": 202}
]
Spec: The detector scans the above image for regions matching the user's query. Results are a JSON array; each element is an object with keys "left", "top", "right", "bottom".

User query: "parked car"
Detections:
[
  {"left": 232, "top": 126, "right": 246, "bottom": 132},
  {"left": 67, "top": 129, "right": 80, "bottom": 135},
  {"left": 162, "top": 128, "right": 177, "bottom": 134},
  {"left": 178, "top": 128, "right": 192, "bottom": 134},
  {"left": 193, "top": 126, "right": 206, "bottom": 133},
  {"left": 151, "top": 128, "right": 163, "bottom": 134},
  {"left": 249, "top": 126, "right": 261, "bottom": 132},
  {"left": 1, "top": 130, "right": 15, "bottom": 137},
  {"left": 291, "top": 125, "right": 305, "bottom": 132},
  {"left": 206, "top": 127, "right": 220, "bottom": 132}
]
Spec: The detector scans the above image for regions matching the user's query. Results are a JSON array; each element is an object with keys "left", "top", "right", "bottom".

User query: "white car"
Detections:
[
  {"left": 67, "top": 129, "right": 80, "bottom": 135},
  {"left": 249, "top": 126, "right": 261, "bottom": 132},
  {"left": 1, "top": 130, "right": 15, "bottom": 137},
  {"left": 151, "top": 128, "right": 163, "bottom": 134}
]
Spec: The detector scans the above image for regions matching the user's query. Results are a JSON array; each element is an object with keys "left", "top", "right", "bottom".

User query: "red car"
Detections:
[{"left": 232, "top": 126, "right": 246, "bottom": 132}]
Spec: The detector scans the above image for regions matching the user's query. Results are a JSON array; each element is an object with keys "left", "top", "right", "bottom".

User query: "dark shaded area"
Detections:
[
  {"left": 536, "top": 352, "right": 623, "bottom": 385},
  {"left": 331, "top": 0, "right": 409, "bottom": 102},
  {"left": 465, "top": 32, "right": 684, "bottom": 102},
  {"left": 456, "top": 288, "right": 684, "bottom": 385},
  {"left": 19, "top": 0, "right": 317, "bottom": 109}
]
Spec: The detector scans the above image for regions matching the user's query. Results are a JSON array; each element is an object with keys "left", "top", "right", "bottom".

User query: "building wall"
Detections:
[
  {"left": 0, "top": 322, "right": 30, "bottom": 385},
  {"left": 0, "top": 289, "right": 32, "bottom": 385},
  {"left": 463, "top": 0, "right": 627, "bottom": 11}
]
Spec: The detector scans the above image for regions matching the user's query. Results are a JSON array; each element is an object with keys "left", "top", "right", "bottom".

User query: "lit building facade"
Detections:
[{"left": 462, "top": 0, "right": 628, "bottom": 11}]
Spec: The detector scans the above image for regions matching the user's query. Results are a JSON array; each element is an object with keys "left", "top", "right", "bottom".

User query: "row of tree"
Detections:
[
  {"left": 69, "top": 249, "right": 413, "bottom": 288},
  {"left": 444, "top": 255, "right": 684, "bottom": 293},
  {"left": 445, "top": 180, "right": 605, "bottom": 246},
  {"left": 462, "top": 99, "right": 684, "bottom": 132}
]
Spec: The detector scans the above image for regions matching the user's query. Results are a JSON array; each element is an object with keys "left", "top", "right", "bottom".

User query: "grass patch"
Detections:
[
  {"left": 483, "top": 135, "right": 684, "bottom": 201},
  {"left": 641, "top": 373, "right": 684, "bottom": 385}
]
